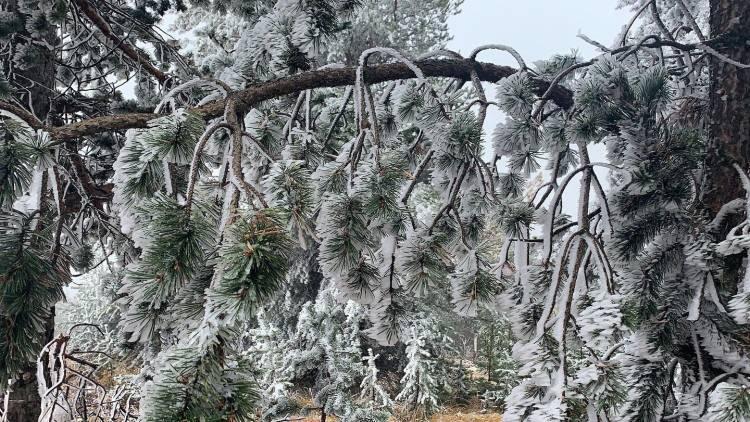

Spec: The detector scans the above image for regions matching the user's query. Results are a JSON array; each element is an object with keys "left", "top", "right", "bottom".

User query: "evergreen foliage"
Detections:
[
  {"left": 0, "top": 210, "right": 67, "bottom": 385},
  {"left": 3, "top": 0, "right": 750, "bottom": 421},
  {"left": 396, "top": 326, "right": 440, "bottom": 413}
]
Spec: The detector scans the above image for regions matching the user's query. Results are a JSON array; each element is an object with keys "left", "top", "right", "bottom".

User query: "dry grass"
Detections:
[
  {"left": 429, "top": 410, "right": 501, "bottom": 422},
  {"left": 284, "top": 406, "right": 502, "bottom": 422},
  {"left": 391, "top": 404, "right": 502, "bottom": 421},
  {"left": 289, "top": 411, "right": 502, "bottom": 422},
  {"left": 96, "top": 359, "right": 139, "bottom": 387},
  {"left": 272, "top": 391, "right": 504, "bottom": 421}
]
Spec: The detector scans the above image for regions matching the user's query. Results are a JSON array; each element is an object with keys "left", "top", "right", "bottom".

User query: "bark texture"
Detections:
[
  {"left": 702, "top": 0, "right": 750, "bottom": 215},
  {"left": 1, "top": 0, "right": 57, "bottom": 420}
]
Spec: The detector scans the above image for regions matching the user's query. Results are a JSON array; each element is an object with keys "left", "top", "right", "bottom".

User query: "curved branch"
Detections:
[
  {"left": 225, "top": 99, "right": 267, "bottom": 209},
  {"left": 185, "top": 122, "right": 231, "bottom": 210},
  {"left": 400, "top": 149, "right": 434, "bottom": 205},
  {"left": 532, "top": 60, "right": 594, "bottom": 120},
  {"left": 470, "top": 44, "right": 527, "bottom": 69},
  {"left": 541, "top": 162, "right": 619, "bottom": 263},
  {"left": 44, "top": 59, "right": 575, "bottom": 141},
  {"left": 620, "top": 0, "right": 654, "bottom": 46}
]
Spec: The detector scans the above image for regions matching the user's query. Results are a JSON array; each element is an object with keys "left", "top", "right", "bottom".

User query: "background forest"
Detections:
[{"left": 0, "top": 0, "right": 749, "bottom": 421}]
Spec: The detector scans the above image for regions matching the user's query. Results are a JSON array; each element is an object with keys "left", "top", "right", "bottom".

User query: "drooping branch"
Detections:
[{"left": 43, "top": 59, "right": 575, "bottom": 141}]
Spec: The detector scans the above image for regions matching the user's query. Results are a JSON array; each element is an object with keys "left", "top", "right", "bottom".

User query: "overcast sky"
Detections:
[{"left": 448, "top": 0, "right": 630, "bottom": 64}]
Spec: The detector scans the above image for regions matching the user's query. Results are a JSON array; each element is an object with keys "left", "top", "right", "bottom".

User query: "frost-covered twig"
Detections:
[
  {"left": 620, "top": 0, "right": 654, "bottom": 46},
  {"left": 36, "top": 326, "right": 135, "bottom": 421},
  {"left": 428, "top": 48, "right": 492, "bottom": 128},
  {"left": 698, "top": 42, "right": 750, "bottom": 69},
  {"left": 323, "top": 86, "right": 353, "bottom": 148},
  {"left": 577, "top": 32, "right": 610, "bottom": 52},
  {"left": 185, "top": 122, "right": 231, "bottom": 210},
  {"left": 400, "top": 150, "right": 434, "bottom": 205},
  {"left": 155, "top": 78, "right": 231, "bottom": 113},
  {"left": 541, "top": 162, "right": 619, "bottom": 263},
  {"left": 242, "top": 131, "right": 275, "bottom": 162},
  {"left": 71, "top": 0, "right": 170, "bottom": 83},
  {"left": 225, "top": 99, "right": 267, "bottom": 209},
  {"left": 429, "top": 163, "right": 470, "bottom": 234},
  {"left": 555, "top": 143, "right": 595, "bottom": 404},
  {"left": 532, "top": 60, "right": 594, "bottom": 120},
  {"left": 674, "top": 0, "right": 706, "bottom": 42},
  {"left": 649, "top": 1, "right": 692, "bottom": 71},
  {"left": 355, "top": 48, "right": 425, "bottom": 157},
  {"left": 470, "top": 44, "right": 526, "bottom": 70},
  {"left": 536, "top": 229, "right": 585, "bottom": 335},
  {"left": 590, "top": 170, "right": 613, "bottom": 234},
  {"left": 282, "top": 92, "right": 306, "bottom": 141}
]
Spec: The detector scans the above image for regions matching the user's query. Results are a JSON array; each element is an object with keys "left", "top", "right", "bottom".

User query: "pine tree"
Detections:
[
  {"left": 477, "top": 312, "right": 518, "bottom": 401},
  {"left": 360, "top": 348, "right": 393, "bottom": 411},
  {"left": 396, "top": 326, "right": 440, "bottom": 413},
  {"left": 287, "top": 284, "right": 373, "bottom": 420},
  {"left": 56, "top": 264, "right": 129, "bottom": 361}
]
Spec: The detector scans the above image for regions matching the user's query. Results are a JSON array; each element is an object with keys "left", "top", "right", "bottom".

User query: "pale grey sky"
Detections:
[{"left": 448, "top": 0, "right": 630, "bottom": 64}]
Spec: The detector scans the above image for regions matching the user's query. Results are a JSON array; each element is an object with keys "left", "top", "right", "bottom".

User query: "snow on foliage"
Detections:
[{"left": 4, "top": 0, "right": 750, "bottom": 420}]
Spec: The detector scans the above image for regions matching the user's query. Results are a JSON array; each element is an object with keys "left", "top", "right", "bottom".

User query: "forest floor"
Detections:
[
  {"left": 427, "top": 409, "right": 502, "bottom": 421},
  {"left": 293, "top": 407, "right": 503, "bottom": 421},
  {"left": 286, "top": 379, "right": 504, "bottom": 421}
]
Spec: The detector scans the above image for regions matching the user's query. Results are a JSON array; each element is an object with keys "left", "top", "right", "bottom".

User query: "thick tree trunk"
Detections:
[
  {"left": 700, "top": 0, "right": 750, "bottom": 312},
  {"left": 2, "top": 1, "right": 57, "bottom": 420},
  {"left": 701, "top": 0, "right": 750, "bottom": 215}
]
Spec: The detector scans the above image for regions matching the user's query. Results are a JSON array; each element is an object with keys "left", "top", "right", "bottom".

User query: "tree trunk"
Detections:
[
  {"left": 702, "top": 0, "right": 750, "bottom": 216},
  {"left": 2, "top": 1, "right": 57, "bottom": 420},
  {"left": 5, "top": 373, "right": 40, "bottom": 422},
  {"left": 6, "top": 309, "right": 56, "bottom": 422}
]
